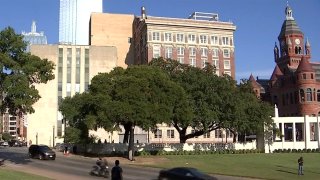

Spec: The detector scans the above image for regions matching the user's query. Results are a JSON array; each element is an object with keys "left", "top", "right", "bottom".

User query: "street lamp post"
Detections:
[
  {"left": 36, "top": 132, "right": 38, "bottom": 145},
  {"left": 317, "top": 114, "right": 320, "bottom": 148},
  {"left": 53, "top": 125, "right": 55, "bottom": 148}
]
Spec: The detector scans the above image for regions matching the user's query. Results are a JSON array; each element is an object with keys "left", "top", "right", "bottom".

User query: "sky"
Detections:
[{"left": 0, "top": 0, "right": 319, "bottom": 82}]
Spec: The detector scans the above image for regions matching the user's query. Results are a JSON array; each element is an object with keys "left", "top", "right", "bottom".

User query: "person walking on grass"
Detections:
[
  {"left": 298, "top": 156, "right": 304, "bottom": 175},
  {"left": 111, "top": 160, "right": 123, "bottom": 180}
]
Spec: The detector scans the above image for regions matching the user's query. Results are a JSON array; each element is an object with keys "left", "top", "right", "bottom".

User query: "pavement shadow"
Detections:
[{"left": 0, "top": 147, "right": 33, "bottom": 165}]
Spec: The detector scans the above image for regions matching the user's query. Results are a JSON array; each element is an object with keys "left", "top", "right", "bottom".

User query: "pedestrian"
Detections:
[
  {"left": 111, "top": 160, "right": 123, "bottom": 180},
  {"left": 298, "top": 156, "right": 304, "bottom": 175}
]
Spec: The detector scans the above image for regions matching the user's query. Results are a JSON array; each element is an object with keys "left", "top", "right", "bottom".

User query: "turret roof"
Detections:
[
  {"left": 296, "top": 56, "right": 314, "bottom": 73},
  {"left": 270, "top": 65, "right": 283, "bottom": 81}
]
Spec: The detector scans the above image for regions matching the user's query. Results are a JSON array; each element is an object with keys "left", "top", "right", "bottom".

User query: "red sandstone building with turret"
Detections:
[{"left": 250, "top": 4, "right": 320, "bottom": 117}]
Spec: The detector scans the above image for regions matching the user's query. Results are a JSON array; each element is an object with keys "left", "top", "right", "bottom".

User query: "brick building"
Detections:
[
  {"left": 133, "top": 7, "right": 236, "bottom": 78},
  {"left": 250, "top": 4, "right": 320, "bottom": 117}
]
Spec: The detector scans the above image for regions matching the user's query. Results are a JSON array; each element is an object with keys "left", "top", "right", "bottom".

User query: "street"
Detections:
[
  {"left": 0, "top": 146, "right": 159, "bottom": 180},
  {"left": 0, "top": 146, "right": 255, "bottom": 180}
]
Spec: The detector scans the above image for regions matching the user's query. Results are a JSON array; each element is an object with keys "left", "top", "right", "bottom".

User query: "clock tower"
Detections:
[{"left": 276, "top": 3, "right": 307, "bottom": 73}]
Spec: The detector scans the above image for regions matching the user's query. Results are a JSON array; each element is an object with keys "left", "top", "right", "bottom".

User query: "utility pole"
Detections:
[{"left": 53, "top": 125, "right": 55, "bottom": 147}]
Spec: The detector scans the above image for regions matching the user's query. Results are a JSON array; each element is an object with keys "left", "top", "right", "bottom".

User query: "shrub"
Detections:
[
  {"left": 307, "top": 149, "right": 312, "bottom": 153},
  {"left": 292, "top": 149, "right": 298, "bottom": 153},
  {"left": 297, "top": 149, "right": 302, "bottom": 153}
]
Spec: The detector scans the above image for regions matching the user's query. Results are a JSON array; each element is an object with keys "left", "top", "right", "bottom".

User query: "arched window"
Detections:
[
  {"left": 317, "top": 90, "right": 320, "bottom": 102},
  {"left": 300, "top": 89, "right": 305, "bottom": 102},
  {"left": 306, "top": 88, "right": 312, "bottom": 101},
  {"left": 311, "top": 73, "right": 314, "bottom": 79},
  {"left": 298, "top": 47, "right": 302, "bottom": 54},
  {"left": 295, "top": 46, "right": 298, "bottom": 54}
]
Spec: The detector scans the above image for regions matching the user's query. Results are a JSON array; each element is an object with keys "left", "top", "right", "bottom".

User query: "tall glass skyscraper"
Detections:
[{"left": 59, "top": 0, "right": 103, "bottom": 45}]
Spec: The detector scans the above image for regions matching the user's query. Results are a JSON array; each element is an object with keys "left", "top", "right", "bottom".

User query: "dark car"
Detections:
[
  {"left": 28, "top": 145, "right": 56, "bottom": 160},
  {"left": 158, "top": 167, "right": 217, "bottom": 180}
]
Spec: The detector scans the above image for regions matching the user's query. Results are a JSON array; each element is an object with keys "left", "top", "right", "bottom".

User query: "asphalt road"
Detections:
[
  {"left": 0, "top": 146, "right": 257, "bottom": 180},
  {"left": 0, "top": 146, "right": 159, "bottom": 180}
]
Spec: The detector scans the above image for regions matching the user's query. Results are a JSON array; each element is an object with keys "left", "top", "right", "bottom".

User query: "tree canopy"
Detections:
[{"left": 0, "top": 27, "right": 55, "bottom": 115}]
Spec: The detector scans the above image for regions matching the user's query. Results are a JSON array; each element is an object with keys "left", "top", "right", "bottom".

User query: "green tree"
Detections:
[
  {"left": 2, "top": 132, "right": 13, "bottom": 141},
  {"left": 64, "top": 127, "right": 82, "bottom": 144},
  {"left": 224, "top": 80, "right": 274, "bottom": 144},
  {"left": 0, "top": 27, "right": 55, "bottom": 115},
  {"left": 150, "top": 58, "right": 236, "bottom": 143},
  {"left": 59, "top": 93, "right": 110, "bottom": 144},
  {"left": 90, "top": 65, "right": 187, "bottom": 160}
]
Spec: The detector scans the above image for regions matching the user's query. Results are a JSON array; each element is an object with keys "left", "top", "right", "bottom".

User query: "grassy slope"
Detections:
[
  {"left": 0, "top": 168, "right": 51, "bottom": 180},
  {"left": 142, "top": 153, "right": 320, "bottom": 180}
]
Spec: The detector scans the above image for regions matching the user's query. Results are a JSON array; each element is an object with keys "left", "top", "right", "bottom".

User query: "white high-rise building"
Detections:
[{"left": 59, "top": 0, "right": 103, "bottom": 45}]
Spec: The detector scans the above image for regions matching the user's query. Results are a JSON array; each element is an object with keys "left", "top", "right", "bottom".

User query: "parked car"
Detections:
[
  {"left": 158, "top": 167, "right": 217, "bottom": 180},
  {"left": 0, "top": 141, "right": 9, "bottom": 147},
  {"left": 28, "top": 145, "right": 56, "bottom": 160}
]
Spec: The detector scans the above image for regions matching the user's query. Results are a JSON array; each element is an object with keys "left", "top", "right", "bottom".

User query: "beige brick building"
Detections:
[
  {"left": 27, "top": 44, "right": 117, "bottom": 146},
  {"left": 133, "top": 9, "right": 236, "bottom": 78},
  {"left": 90, "top": 13, "right": 135, "bottom": 67}
]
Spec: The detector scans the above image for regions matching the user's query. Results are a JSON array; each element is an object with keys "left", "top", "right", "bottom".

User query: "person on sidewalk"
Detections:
[
  {"left": 111, "top": 160, "right": 123, "bottom": 180},
  {"left": 298, "top": 156, "right": 304, "bottom": 175}
]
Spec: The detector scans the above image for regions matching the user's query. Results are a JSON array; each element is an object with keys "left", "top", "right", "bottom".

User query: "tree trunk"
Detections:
[
  {"left": 128, "top": 126, "right": 134, "bottom": 161},
  {"left": 178, "top": 128, "right": 187, "bottom": 143},
  {"left": 122, "top": 123, "right": 131, "bottom": 143}
]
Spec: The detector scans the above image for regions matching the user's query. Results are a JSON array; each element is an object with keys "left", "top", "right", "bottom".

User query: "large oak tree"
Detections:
[{"left": 0, "top": 27, "right": 55, "bottom": 115}]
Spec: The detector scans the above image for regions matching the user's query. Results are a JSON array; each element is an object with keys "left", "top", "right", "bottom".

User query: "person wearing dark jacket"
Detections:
[
  {"left": 298, "top": 156, "right": 304, "bottom": 175},
  {"left": 111, "top": 160, "right": 123, "bottom": 180}
]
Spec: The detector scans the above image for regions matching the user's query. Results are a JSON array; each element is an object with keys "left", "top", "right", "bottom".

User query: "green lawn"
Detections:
[
  {"left": 0, "top": 168, "right": 51, "bottom": 180},
  {"left": 142, "top": 153, "right": 320, "bottom": 180}
]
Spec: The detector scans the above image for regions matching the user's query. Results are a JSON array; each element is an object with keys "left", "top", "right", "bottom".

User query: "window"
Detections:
[
  {"left": 177, "top": 57, "right": 184, "bottom": 64},
  {"left": 202, "top": 58, "right": 208, "bottom": 68},
  {"left": 212, "top": 48, "right": 219, "bottom": 57},
  {"left": 224, "top": 60, "right": 230, "bottom": 69},
  {"left": 222, "top": 37, "right": 230, "bottom": 45},
  {"left": 176, "top": 34, "right": 184, "bottom": 43},
  {"left": 164, "top": 33, "right": 172, "bottom": 42},
  {"left": 306, "top": 88, "right": 312, "bottom": 101},
  {"left": 203, "top": 132, "right": 210, "bottom": 138},
  {"left": 190, "top": 58, "right": 196, "bottom": 67},
  {"left": 223, "top": 49, "right": 230, "bottom": 58},
  {"left": 189, "top": 47, "right": 196, "bottom": 56},
  {"left": 154, "top": 129, "right": 162, "bottom": 138},
  {"left": 211, "top": 36, "right": 218, "bottom": 45},
  {"left": 215, "top": 129, "right": 222, "bottom": 138},
  {"left": 153, "top": 45, "right": 161, "bottom": 58},
  {"left": 165, "top": 46, "right": 173, "bottom": 59},
  {"left": 177, "top": 46, "right": 184, "bottom": 56},
  {"left": 152, "top": 32, "right": 160, "bottom": 41},
  {"left": 200, "top": 47, "right": 207, "bottom": 57},
  {"left": 224, "top": 71, "right": 231, "bottom": 76},
  {"left": 167, "top": 130, "right": 174, "bottom": 138},
  {"left": 199, "top": 35, "right": 207, "bottom": 44},
  {"left": 213, "top": 59, "right": 219, "bottom": 69},
  {"left": 188, "top": 34, "right": 196, "bottom": 43}
]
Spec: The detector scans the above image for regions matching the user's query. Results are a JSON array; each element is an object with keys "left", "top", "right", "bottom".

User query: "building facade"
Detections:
[
  {"left": 89, "top": 13, "right": 135, "bottom": 68},
  {"left": 59, "top": 0, "right": 103, "bottom": 45},
  {"left": 133, "top": 8, "right": 236, "bottom": 78},
  {"left": 250, "top": 4, "right": 320, "bottom": 117},
  {"left": 28, "top": 44, "right": 117, "bottom": 146}
]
